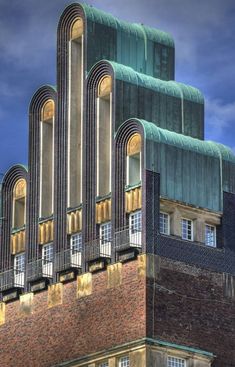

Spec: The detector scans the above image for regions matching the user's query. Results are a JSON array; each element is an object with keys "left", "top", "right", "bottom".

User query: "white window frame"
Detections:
[
  {"left": 99, "top": 221, "right": 112, "bottom": 257},
  {"left": 167, "top": 356, "right": 186, "bottom": 367},
  {"left": 181, "top": 218, "right": 193, "bottom": 241},
  {"left": 14, "top": 253, "right": 25, "bottom": 275},
  {"left": 42, "top": 243, "right": 53, "bottom": 277},
  {"left": 14, "top": 252, "right": 25, "bottom": 288},
  {"left": 99, "top": 362, "right": 109, "bottom": 367},
  {"left": 70, "top": 232, "right": 82, "bottom": 267},
  {"left": 205, "top": 224, "right": 216, "bottom": 247},
  {"left": 160, "top": 212, "right": 170, "bottom": 235},
  {"left": 129, "top": 210, "right": 142, "bottom": 247},
  {"left": 119, "top": 356, "right": 130, "bottom": 367}
]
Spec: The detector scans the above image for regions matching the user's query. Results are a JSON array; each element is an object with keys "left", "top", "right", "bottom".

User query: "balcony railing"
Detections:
[
  {"left": 27, "top": 259, "right": 53, "bottom": 282},
  {"left": 0, "top": 268, "right": 24, "bottom": 291},
  {"left": 55, "top": 248, "right": 82, "bottom": 273},
  {"left": 114, "top": 227, "right": 142, "bottom": 252},
  {"left": 85, "top": 238, "right": 111, "bottom": 262}
]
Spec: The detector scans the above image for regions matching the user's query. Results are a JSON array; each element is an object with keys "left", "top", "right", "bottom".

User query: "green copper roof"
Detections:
[
  {"left": 146, "top": 338, "right": 215, "bottom": 358},
  {"left": 80, "top": 2, "right": 174, "bottom": 47},
  {"left": 95, "top": 60, "right": 204, "bottom": 104},
  {"left": 137, "top": 119, "right": 235, "bottom": 162}
]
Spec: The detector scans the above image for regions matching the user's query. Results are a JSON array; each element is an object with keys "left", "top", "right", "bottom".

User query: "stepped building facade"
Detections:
[{"left": 0, "top": 3, "right": 234, "bottom": 367}]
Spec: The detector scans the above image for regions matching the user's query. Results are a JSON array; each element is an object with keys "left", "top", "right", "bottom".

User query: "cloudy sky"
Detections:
[{"left": 0, "top": 0, "right": 235, "bottom": 174}]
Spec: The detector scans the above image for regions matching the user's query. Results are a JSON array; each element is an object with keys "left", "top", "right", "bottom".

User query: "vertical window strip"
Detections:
[
  {"left": 160, "top": 212, "right": 169, "bottom": 234},
  {"left": 181, "top": 218, "right": 193, "bottom": 241},
  {"left": 205, "top": 224, "right": 216, "bottom": 247}
]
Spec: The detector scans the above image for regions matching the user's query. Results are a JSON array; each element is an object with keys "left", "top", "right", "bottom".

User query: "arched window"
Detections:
[
  {"left": 12, "top": 179, "right": 26, "bottom": 229},
  {"left": 40, "top": 99, "right": 54, "bottom": 218},
  {"left": 126, "top": 133, "right": 141, "bottom": 186},
  {"left": 97, "top": 75, "right": 112, "bottom": 197},
  {"left": 67, "top": 18, "right": 84, "bottom": 208}
]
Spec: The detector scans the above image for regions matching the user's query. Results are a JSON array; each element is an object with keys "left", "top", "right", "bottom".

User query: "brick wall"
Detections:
[
  {"left": 0, "top": 256, "right": 234, "bottom": 367},
  {"left": 147, "top": 257, "right": 235, "bottom": 367},
  {"left": 0, "top": 261, "right": 146, "bottom": 367}
]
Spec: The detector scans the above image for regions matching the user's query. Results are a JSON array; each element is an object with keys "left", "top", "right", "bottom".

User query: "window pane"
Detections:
[
  {"left": 181, "top": 218, "right": 193, "bottom": 241},
  {"left": 71, "top": 233, "right": 82, "bottom": 253},
  {"left": 130, "top": 211, "right": 142, "bottom": 232},
  {"left": 167, "top": 356, "right": 185, "bottom": 367},
  {"left": 15, "top": 253, "right": 25, "bottom": 274},
  {"left": 119, "top": 356, "right": 130, "bottom": 367},
  {"left": 99, "top": 362, "right": 108, "bottom": 367},
  {"left": 100, "top": 222, "right": 112, "bottom": 243},
  {"left": 43, "top": 243, "right": 53, "bottom": 263},
  {"left": 205, "top": 225, "right": 216, "bottom": 247},
  {"left": 160, "top": 212, "right": 169, "bottom": 234}
]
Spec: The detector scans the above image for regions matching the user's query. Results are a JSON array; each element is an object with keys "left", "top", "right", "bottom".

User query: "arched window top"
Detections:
[
  {"left": 41, "top": 100, "right": 55, "bottom": 122},
  {"left": 12, "top": 179, "right": 27, "bottom": 229},
  {"left": 70, "top": 17, "right": 84, "bottom": 40},
  {"left": 13, "top": 179, "right": 26, "bottom": 200},
  {"left": 98, "top": 75, "right": 112, "bottom": 98},
  {"left": 127, "top": 133, "right": 141, "bottom": 156}
]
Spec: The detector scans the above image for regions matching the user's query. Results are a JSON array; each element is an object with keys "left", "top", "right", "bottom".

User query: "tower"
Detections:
[{"left": 0, "top": 3, "right": 234, "bottom": 367}]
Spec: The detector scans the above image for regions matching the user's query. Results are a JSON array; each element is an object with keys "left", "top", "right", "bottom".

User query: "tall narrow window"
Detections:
[
  {"left": 160, "top": 212, "right": 170, "bottom": 235},
  {"left": 205, "top": 224, "right": 216, "bottom": 247},
  {"left": 181, "top": 218, "right": 193, "bottom": 241},
  {"left": 42, "top": 243, "right": 53, "bottom": 277},
  {"left": 126, "top": 134, "right": 141, "bottom": 186},
  {"left": 40, "top": 100, "right": 54, "bottom": 218},
  {"left": 129, "top": 210, "right": 142, "bottom": 247},
  {"left": 97, "top": 76, "right": 112, "bottom": 197},
  {"left": 12, "top": 179, "right": 26, "bottom": 229},
  {"left": 68, "top": 18, "right": 84, "bottom": 208},
  {"left": 100, "top": 221, "right": 112, "bottom": 257},
  {"left": 14, "top": 252, "right": 25, "bottom": 288}
]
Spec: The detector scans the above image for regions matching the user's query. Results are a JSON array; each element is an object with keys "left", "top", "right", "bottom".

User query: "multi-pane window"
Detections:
[
  {"left": 119, "top": 356, "right": 130, "bottom": 367},
  {"left": 129, "top": 210, "right": 142, "bottom": 247},
  {"left": 129, "top": 210, "right": 142, "bottom": 233},
  {"left": 100, "top": 222, "right": 112, "bottom": 243},
  {"left": 100, "top": 222, "right": 112, "bottom": 257},
  {"left": 99, "top": 362, "right": 109, "bottom": 367},
  {"left": 14, "top": 253, "right": 25, "bottom": 275},
  {"left": 42, "top": 243, "right": 53, "bottom": 264},
  {"left": 167, "top": 356, "right": 185, "bottom": 367},
  {"left": 181, "top": 218, "right": 193, "bottom": 241},
  {"left": 70, "top": 233, "right": 82, "bottom": 254},
  {"left": 205, "top": 224, "right": 216, "bottom": 247},
  {"left": 160, "top": 212, "right": 169, "bottom": 234}
]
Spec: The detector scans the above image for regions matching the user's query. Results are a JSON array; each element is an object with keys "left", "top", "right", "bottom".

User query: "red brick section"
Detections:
[
  {"left": 147, "top": 258, "right": 235, "bottom": 367},
  {"left": 0, "top": 261, "right": 146, "bottom": 367}
]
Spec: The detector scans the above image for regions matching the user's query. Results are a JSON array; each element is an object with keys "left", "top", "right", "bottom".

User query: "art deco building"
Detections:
[{"left": 0, "top": 3, "right": 234, "bottom": 367}]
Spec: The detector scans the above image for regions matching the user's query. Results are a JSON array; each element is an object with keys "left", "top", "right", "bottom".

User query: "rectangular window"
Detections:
[
  {"left": 205, "top": 224, "right": 216, "bottom": 247},
  {"left": 42, "top": 243, "right": 53, "bottom": 277},
  {"left": 70, "top": 232, "right": 82, "bottom": 267},
  {"left": 100, "top": 222, "right": 112, "bottom": 257},
  {"left": 160, "top": 212, "right": 169, "bottom": 234},
  {"left": 181, "top": 218, "right": 193, "bottom": 241},
  {"left": 129, "top": 210, "right": 142, "bottom": 247},
  {"left": 99, "top": 362, "right": 108, "bottom": 367},
  {"left": 119, "top": 356, "right": 130, "bottom": 367},
  {"left": 100, "top": 222, "right": 112, "bottom": 243},
  {"left": 14, "top": 253, "right": 25, "bottom": 275},
  {"left": 167, "top": 356, "right": 185, "bottom": 367},
  {"left": 14, "top": 253, "right": 25, "bottom": 287},
  {"left": 42, "top": 243, "right": 53, "bottom": 264},
  {"left": 70, "top": 233, "right": 82, "bottom": 254}
]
